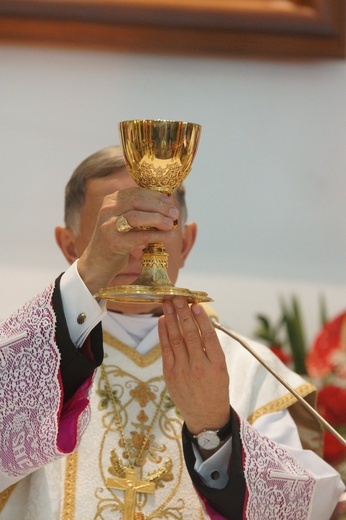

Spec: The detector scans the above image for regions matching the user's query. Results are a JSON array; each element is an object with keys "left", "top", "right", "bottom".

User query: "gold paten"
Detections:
[{"left": 94, "top": 119, "right": 212, "bottom": 304}]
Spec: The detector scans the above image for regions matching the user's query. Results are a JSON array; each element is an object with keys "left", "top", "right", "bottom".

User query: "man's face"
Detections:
[{"left": 71, "top": 168, "right": 196, "bottom": 314}]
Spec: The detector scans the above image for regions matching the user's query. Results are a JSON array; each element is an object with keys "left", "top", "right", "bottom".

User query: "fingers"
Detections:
[
  {"left": 190, "top": 304, "right": 223, "bottom": 362},
  {"left": 160, "top": 300, "right": 190, "bottom": 364},
  {"left": 94, "top": 186, "right": 179, "bottom": 254},
  {"left": 159, "top": 298, "right": 230, "bottom": 433},
  {"left": 77, "top": 186, "right": 181, "bottom": 295},
  {"left": 108, "top": 217, "right": 176, "bottom": 253},
  {"left": 161, "top": 298, "right": 222, "bottom": 363},
  {"left": 105, "top": 187, "right": 179, "bottom": 229},
  {"left": 158, "top": 315, "right": 176, "bottom": 371},
  {"left": 114, "top": 209, "right": 178, "bottom": 233},
  {"left": 99, "top": 188, "right": 179, "bottom": 247}
]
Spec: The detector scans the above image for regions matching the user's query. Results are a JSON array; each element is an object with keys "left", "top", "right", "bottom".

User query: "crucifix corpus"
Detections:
[{"left": 106, "top": 467, "right": 155, "bottom": 520}]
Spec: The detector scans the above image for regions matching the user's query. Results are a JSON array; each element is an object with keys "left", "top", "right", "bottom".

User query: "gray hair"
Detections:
[{"left": 64, "top": 145, "right": 187, "bottom": 234}]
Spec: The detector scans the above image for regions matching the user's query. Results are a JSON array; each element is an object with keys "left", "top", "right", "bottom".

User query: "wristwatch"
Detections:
[{"left": 191, "top": 420, "right": 232, "bottom": 451}]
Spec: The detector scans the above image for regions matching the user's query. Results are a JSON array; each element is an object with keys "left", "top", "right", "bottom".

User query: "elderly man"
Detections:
[{"left": 0, "top": 146, "right": 343, "bottom": 519}]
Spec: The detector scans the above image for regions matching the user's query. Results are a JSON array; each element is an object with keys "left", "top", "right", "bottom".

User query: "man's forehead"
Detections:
[{"left": 85, "top": 168, "right": 136, "bottom": 194}]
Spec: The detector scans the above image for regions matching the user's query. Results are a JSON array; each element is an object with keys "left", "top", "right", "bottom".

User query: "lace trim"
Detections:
[
  {"left": 247, "top": 382, "right": 316, "bottom": 424},
  {"left": 103, "top": 331, "right": 161, "bottom": 367},
  {"left": 241, "top": 417, "right": 315, "bottom": 519},
  {"left": 0, "top": 284, "right": 63, "bottom": 478},
  {"left": 0, "top": 284, "right": 91, "bottom": 480}
]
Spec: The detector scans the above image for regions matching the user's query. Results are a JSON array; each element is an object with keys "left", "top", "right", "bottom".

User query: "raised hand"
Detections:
[
  {"left": 77, "top": 186, "right": 179, "bottom": 295},
  {"left": 158, "top": 298, "right": 231, "bottom": 435}
]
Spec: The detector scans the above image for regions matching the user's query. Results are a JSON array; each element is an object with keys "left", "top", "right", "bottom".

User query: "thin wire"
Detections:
[{"left": 212, "top": 318, "right": 346, "bottom": 449}]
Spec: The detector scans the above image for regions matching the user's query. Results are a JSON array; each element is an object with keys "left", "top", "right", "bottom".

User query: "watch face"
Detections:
[{"left": 196, "top": 430, "right": 220, "bottom": 450}]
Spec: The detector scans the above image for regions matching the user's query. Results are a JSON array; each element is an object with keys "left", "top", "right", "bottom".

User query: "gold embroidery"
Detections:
[
  {"left": 61, "top": 351, "right": 208, "bottom": 519},
  {"left": 0, "top": 484, "right": 16, "bottom": 512},
  {"left": 62, "top": 451, "right": 79, "bottom": 520},
  {"left": 146, "top": 458, "right": 174, "bottom": 488},
  {"left": 101, "top": 364, "right": 176, "bottom": 519},
  {"left": 95, "top": 363, "right": 189, "bottom": 519},
  {"left": 130, "top": 382, "right": 157, "bottom": 407},
  {"left": 247, "top": 382, "right": 316, "bottom": 424},
  {"left": 103, "top": 331, "right": 161, "bottom": 367}
]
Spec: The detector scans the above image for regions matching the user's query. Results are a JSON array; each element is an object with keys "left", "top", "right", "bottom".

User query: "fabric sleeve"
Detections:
[
  {"left": 182, "top": 411, "right": 245, "bottom": 519},
  {"left": 53, "top": 273, "right": 104, "bottom": 402},
  {"left": 252, "top": 409, "right": 345, "bottom": 519},
  {"left": 59, "top": 260, "right": 107, "bottom": 349},
  {"left": 183, "top": 409, "right": 344, "bottom": 519},
  {"left": 0, "top": 278, "right": 103, "bottom": 492},
  {"left": 192, "top": 438, "right": 232, "bottom": 490},
  {"left": 0, "top": 282, "right": 86, "bottom": 490}
]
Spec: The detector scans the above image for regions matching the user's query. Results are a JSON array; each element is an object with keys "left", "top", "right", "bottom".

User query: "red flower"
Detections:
[
  {"left": 323, "top": 430, "right": 346, "bottom": 465},
  {"left": 317, "top": 385, "right": 346, "bottom": 425},
  {"left": 307, "top": 312, "right": 346, "bottom": 378}
]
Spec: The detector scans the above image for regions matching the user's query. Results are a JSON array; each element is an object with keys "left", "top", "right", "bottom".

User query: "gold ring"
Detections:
[{"left": 115, "top": 215, "right": 133, "bottom": 233}]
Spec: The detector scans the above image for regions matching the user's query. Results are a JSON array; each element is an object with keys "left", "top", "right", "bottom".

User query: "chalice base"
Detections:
[
  {"left": 94, "top": 243, "right": 212, "bottom": 304},
  {"left": 94, "top": 284, "right": 212, "bottom": 304}
]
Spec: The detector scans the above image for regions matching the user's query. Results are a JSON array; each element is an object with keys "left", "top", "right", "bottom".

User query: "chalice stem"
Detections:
[{"left": 133, "top": 243, "right": 173, "bottom": 287}]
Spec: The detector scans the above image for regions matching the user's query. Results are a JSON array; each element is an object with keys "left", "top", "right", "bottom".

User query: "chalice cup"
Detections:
[{"left": 96, "top": 119, "right": 212, "bottom": 304}]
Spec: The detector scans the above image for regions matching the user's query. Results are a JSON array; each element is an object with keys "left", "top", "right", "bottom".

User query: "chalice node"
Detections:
[{"left": 95, "top": 119, "right": 212, "bottom": 304}]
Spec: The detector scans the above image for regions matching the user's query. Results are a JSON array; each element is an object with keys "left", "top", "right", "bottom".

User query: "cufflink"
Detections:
[{"left": 77, "top": 312, "right": 87, "bottom": 324}]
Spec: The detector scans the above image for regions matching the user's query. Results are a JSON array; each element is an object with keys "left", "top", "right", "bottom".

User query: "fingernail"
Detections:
[{"left": 192, "top": 304, "right": 201, "bottom": 314}]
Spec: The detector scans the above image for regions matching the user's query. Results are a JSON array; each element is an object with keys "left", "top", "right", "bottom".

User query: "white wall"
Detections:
[{"left": 1, "top": 44, "right": 345, "bottom": 345}]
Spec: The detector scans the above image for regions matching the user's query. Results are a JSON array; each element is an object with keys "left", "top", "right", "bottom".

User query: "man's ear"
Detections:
[
  {"left": 179, "top": 221, "right": 197, "bottom": 267},
  {"left": 55, "top": 226, "right": 79, "bottom": 265}
]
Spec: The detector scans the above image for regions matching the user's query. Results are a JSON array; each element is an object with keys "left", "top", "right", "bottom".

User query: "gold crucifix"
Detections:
[{"left": 106, "top": 467, "right": 155, "bottom": 520}]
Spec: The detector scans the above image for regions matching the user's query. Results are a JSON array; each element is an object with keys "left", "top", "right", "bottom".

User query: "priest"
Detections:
[{"left": 0, "top": 146, "right": 344, "bottom": 519}]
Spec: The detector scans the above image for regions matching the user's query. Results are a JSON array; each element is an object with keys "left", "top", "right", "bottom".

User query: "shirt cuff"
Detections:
[
  {"left": 60, "top": 260, "right": 107, "bottom": 348},
  {"left": 193, "top": 437, "right": 232, "bottom": 489}
]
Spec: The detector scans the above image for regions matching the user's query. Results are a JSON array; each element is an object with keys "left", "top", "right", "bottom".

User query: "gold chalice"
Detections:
[{"left": 96, "top": 119, "right": 212, "bottom": 304}]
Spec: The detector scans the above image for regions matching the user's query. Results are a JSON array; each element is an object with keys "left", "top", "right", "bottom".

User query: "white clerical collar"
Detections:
[{"left": 102, "top": 311, "right": 160, "bottom": 355}]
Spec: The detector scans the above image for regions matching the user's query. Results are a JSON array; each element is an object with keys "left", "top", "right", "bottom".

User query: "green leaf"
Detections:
[
  {"left": 319, "top": 294, "right": 328, "bottom": 328},
  {"left": 253, "top": 313, "right": 283, "bottom": 347},
  {"left": 280, "top": 295, "right": 307, "bottom": 375}
]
